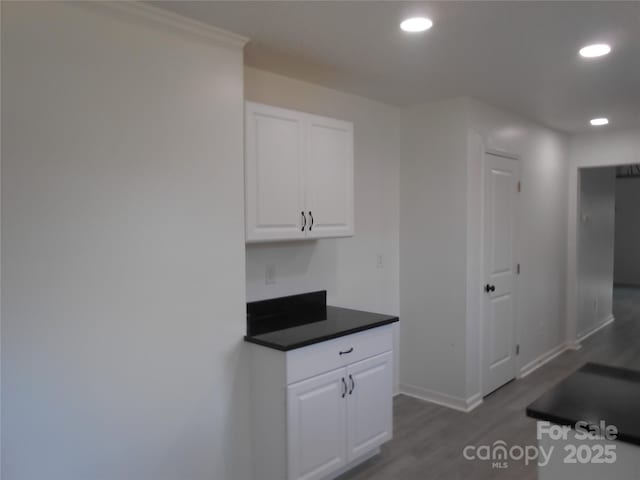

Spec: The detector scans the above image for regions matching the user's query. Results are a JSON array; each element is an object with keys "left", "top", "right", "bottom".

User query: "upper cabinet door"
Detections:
[
  {"left": 245, "top": 102, "right": 306, "bottom": 242},
  {"left": 305, "top": 115, "right": 354, "bottom": 238}
]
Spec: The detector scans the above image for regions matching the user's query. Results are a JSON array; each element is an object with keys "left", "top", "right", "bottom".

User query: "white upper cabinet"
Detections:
[
  {"left": 245, "top": 103, "right": 306, "bottom": 241},
  {"left": 245, "top": 102, "right": 354, "bottom": 242}
]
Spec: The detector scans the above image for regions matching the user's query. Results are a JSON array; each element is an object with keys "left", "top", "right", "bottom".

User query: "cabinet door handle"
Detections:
[
  {"left": 341, "top": 377, "right": 347, "bottom": 398},
  {"left": 348, "top": 374, "right": 355, "bottom": 395},
  {"left": 339, "top": 347, "right": 354, "bottom": 356},
  {"left": 308, "top": 211, "right": 314, "bottom": 231},
  {"left": 301, "top": 211, "right": 307, "bottom": 232}
]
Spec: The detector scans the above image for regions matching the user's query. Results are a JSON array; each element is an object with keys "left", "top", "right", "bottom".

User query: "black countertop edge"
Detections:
[
  {"left": 526, "top": 362, "right": 640, "bottom": 447},
  {"left": 244, "top": 316, "right": 398, "bottom": 352}
]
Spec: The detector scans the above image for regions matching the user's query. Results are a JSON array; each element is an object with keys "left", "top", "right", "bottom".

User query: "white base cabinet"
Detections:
[
  {"left": 249, "top": 325, "right": 394, "bottom": 480},
  {"left": 287, "top": 368, "right": 349, "bottom": 480}
]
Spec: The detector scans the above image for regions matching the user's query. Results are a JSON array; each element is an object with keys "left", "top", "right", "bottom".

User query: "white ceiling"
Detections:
[{"left": 153, "top": 1, "right": 640, "bottom": 133}]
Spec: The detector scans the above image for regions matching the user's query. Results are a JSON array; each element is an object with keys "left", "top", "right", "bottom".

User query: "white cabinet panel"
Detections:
[
  {"left": 286, "top": 324, "right": 393, "bottom": 385},
  {"left": 346, "top": 352, "right": 393, "bottom": 461},
  {"left": 287, "top": 368, "right": 348, "bottom": 480},
  {"left": 245, "top": 102, "right": 305, "bottom": 241},
  {"left": 250, "top": 325, "right": 394, "bottom": 480},
  {"left": 244, "top": 103, "right": 354, "bottom": 242},
  {"left": 305, "top": 116, "right": 354, "bottom": 238}
]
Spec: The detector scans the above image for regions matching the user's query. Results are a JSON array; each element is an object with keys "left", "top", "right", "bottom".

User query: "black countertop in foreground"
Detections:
[
  {"left": 244, "top": 291, "right": 398, "bottom": 351},
  {"left": 526, "top": 363, "right": 640, "bottom": 446}
]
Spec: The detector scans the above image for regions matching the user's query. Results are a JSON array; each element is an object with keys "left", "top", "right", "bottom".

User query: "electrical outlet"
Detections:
[
  {"left": 376, "top": 254, "right": 384, "bottom": 269},
  {"left": 265, "top": 266, "right": 276, "bottom": 285}
]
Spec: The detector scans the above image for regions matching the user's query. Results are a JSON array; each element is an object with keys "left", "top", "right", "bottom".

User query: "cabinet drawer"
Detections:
[{"left": 286, "top": 325, "right": 392, "bottom": 385}]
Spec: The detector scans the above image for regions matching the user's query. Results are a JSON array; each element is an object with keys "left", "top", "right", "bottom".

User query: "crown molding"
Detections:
[{"left": 85, "top": 2, "right": 249, "bottom": 49}]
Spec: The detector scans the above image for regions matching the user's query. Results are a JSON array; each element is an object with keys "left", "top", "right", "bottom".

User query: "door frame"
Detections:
[
  {"left": 479, "top": 148, "right": 521, "bottom": 396},
  {"left": 567, "top": 159, "right": 638, "bottom": 348}
]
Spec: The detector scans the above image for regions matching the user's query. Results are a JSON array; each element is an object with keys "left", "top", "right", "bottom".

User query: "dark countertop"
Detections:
[
  {"left": 526, "top": 363, "right": 640, "bottom": 446},
  {"left": 244, "top": 291, "right": 398, "bottom": 351}
]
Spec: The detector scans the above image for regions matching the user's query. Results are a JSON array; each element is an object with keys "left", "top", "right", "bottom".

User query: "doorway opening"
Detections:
[{"left": 575, "top": 164, "right": 640, "bottom": 343}]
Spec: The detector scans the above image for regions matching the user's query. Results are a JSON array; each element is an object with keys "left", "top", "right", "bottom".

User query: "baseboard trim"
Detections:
[
  {"left": 320, "top": 447, "right": 380, "bottom": 480},
  {"left": 576, "top": 314, "right": 615, "bottom": 344},
  {"left": 399, "top": 384, "right": 482, "bottom": 412},
  {"left": 566, "top": 341, "right": 582, "bottom": 351},
  {"left": 465, "top": 392, "right": 483, "bottom": 411},
  {"left": 519, "top": 343, "right": 569, "bottom": 378}
]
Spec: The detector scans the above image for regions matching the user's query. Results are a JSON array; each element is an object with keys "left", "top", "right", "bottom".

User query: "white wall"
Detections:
[
  {"left": 615, "top": 178, "right": 640, "bottom": 286},
  {"left": 399, "top": 98, "right": 470, "bottom": 402},
  {"left": 2, "top": 4, "right": 250, "bottom": 480},
  {"left": 577, "top": 168, "right": 616, "bottom": 337},
  {"left": 399, "top": 97, "right": 569, "bottom": 407},
  {"left": 1, "top": 1, "right": 3, "bottom": 469},
  {"left": 566, "top": 129, "right": 640, "bottom": 345}
]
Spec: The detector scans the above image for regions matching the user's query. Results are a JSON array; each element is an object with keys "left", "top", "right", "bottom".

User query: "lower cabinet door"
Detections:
[
  {"left": 346, "top": 352, "right": 393, "bottom": 461},
  {"left": 287, "top": 368, "right": 348, "bottom": 480}
]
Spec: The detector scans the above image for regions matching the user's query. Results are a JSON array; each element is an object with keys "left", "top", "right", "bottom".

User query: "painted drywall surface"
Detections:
[
  {"left": 243, "top": 67, "right": 401, "bottom": 388},
  {"left": 568, "top": 129, "right": 640, "bottom": 169},
  {"left": 2, "top": 4, "right": 249, "bottom": 480},
  {"left": 399, "top": 97, "right": 569, "bottom": 402},
  {"left": 615, "top": 179, "right": 640, "bottom": 286},
  {"left": 566, "top": 129, "right": 640, "bottom": 343},
  {"left": 465, "top": 99, "right": 569, "bottom": 397},
  {"left": 577, "top": 168, "right": 616, "bottom": 337},
  {"left": 0, "top": 1, "right": 3, "bottom": 469},
  {"left": 399, "top": 98, "right": 470, "bottom": 400}
]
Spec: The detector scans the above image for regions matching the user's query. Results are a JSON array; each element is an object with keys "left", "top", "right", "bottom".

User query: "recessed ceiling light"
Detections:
[
  {"left": 579, "top": 44, "right": 611, "bottom": 58},
  {"left": 400, "top": 17, "right": 433, "bottom": 33},
  {"left": 590, "top": 118, "right": 609, "bottom": 126}
]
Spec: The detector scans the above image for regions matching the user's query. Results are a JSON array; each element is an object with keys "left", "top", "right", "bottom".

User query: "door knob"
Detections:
[{"left": 485, "top": 284, "right": 496, "bottom": 293}]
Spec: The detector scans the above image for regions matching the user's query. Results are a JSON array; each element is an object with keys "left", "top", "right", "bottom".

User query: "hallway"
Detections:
[{"left": 339, "top": 287, "right": 640, "bottom": 480}]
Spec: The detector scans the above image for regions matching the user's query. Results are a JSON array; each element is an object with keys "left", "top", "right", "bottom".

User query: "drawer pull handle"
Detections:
[
  {"left": 339, "top": 348, "right": 354, "bottom": 356},
  {"left": 348, "top": 374, "right": 355, "bottom": 395},
  {"left": 341, "top": 377, "right": 347, "bottom": 398}
]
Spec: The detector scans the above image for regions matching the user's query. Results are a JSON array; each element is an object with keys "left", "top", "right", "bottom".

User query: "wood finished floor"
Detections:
[{"left": 338, "top": 287, "right": 640, "bottom": 480}]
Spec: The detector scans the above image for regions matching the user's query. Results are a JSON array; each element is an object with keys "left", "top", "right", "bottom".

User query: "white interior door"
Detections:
[
  {"left": 245, "top": 102, "right": 306, "bottom": 241},
  {"left": 482, "top": 152, "right": 520, "bottom": 396},
  {"left": 346, "top": 352, "right": 393, "bottom": 461},
  {"left": 305, "top": 115, "right": 354, "bottom": 238},
  {"left": 287, "top": 368, "right": 348, "bottom": 480}
]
